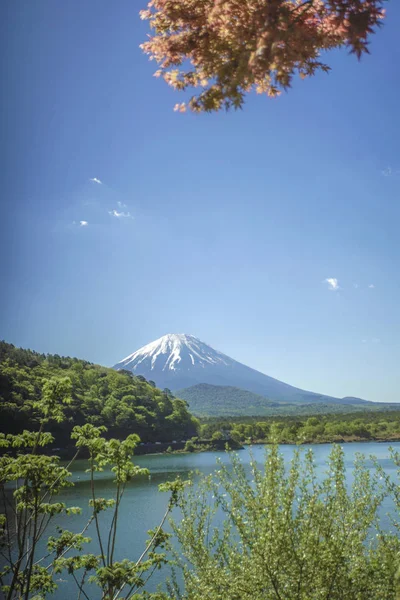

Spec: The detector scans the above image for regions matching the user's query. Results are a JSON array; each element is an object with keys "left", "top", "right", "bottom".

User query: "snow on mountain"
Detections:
[
  {"left": 113, "top": 334, "right": 370, "bottom": 405},
  {"left": 114, "top": 334, "right": 231, "bottom": 375}
]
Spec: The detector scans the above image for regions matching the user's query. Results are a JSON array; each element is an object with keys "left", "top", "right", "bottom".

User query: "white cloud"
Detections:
[
  {"left": 368, "top": 283, "right": 375, "bottom": 289},
  {"left": 79, "top": 220, "right": 88, "bottom": 227},
  {"left": 325, "top": 278, "right": 339, "bottom": 291},
  {"left": 109, "top": 209, "right": 132, "bottom": 219},
  {"left": 117, "top": 201, "right": 127, "bottom": 208},
  {"left": 89, "top": 177, "right": 102, "bottom": 184}
]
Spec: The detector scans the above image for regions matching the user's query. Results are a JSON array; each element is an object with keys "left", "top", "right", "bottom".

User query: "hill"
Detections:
[
  {"left": 177, "top": 384, "right": 282, "bottom": 416},
  {"left": 114, "top": 334, "right": 372, "bottom": 406},
  {"left": 0, "top": 341, "right": 198, "bottom": 446},
  {"left": 177, "top": 383, "right": 376, "bottom": 417}
]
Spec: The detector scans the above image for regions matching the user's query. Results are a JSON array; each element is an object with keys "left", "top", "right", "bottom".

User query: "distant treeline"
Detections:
[
  {"left": 200, "top": 411, "right": 400, "bottom": 444},
  {"left": 0, "top": 341, "right": 199, "bottom": 446}
]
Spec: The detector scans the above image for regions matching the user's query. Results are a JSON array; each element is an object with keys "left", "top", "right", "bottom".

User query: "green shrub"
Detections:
[{"left": 168, "top": 445, "right": 400, "bottom": 600}]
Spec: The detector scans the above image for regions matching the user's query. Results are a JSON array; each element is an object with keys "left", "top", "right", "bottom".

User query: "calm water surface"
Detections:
[{"left": 33, "top": 443, "right": 400, "bottom": 598}]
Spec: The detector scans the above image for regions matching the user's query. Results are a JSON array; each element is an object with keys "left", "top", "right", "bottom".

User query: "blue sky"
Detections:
[{"left": 1, "top": 1, "right": 399, "bottom": 403}]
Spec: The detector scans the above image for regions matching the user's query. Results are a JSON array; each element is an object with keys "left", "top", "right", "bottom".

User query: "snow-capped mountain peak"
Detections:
[
  {"left": 113, "top": 334, "right": 371, "bottom": 406},
  {"left": 114, "top": 333, "right": 230, "bottom": 375}
]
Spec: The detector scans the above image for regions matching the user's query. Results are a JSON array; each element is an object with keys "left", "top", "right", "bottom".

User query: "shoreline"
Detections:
[
  {"left": 244, "top": 435, "right": 400, "bottom": 446},
  {"left": 51, "top": 437, "right": 400, "bottom": 460},
  {"left": 165, "top": 436, "right": 400, "bottom": 455}
]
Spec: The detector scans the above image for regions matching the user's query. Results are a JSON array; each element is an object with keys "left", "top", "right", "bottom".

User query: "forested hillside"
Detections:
[
  {"left": 177, "top": 383, "right": 373, "bottom": 417},
  {"left": 176, "top": 383, "right": 280, "bottom": 416},
  {"left": 200, "top": 411, "right": 400, "bottom": 444},
  {"left": 0, "top": 341, "right": 199, "bottom": 446}
]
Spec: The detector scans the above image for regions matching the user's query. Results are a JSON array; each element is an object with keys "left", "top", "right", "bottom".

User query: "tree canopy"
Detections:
[
  {"left": 140, "top": 0, "right": 385, "bottom": 112},
  {"left": 0, "top": 341, "right": 199, "bottom": 446},
  {"left": 200, "top": 410, "right": 400, "bottom": 443}
]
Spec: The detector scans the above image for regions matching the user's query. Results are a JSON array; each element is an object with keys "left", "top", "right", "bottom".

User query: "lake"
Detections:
[{"left": 20, "top": 442, "right": 400, "bottom": 598}]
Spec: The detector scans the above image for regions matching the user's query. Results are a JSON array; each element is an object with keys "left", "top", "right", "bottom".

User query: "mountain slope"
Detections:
[
  {"left": 113, "top": 334, "right": 371, "bottom": 406},
  {"left": 177, "top": 383, "right": 283, "bottom": 416},
  {"left": 177, "top": 384, "right": 373, "bottom": 418}
]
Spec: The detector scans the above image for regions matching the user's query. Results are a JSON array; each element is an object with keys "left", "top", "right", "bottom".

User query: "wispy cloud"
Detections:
[
  {"left": 381, "top": 166, "right": 400, "bottom": 177},
  {"left": 117, "top": 201, "right": 127, "bottom": 209},
  {"left": 89, "top": 177, "right": 102, "bottom": 184},
  {"left": 355, "top": 282, "right": 375, "bottom": 290},
  {"left": 72, "top": 220, "right": 89, "bottom": 227},
  {"left": 362, "top": 337, "right": 380, "bottom": 345},
  {"left": 109, "top": 209, "right": 132, "bottom": 219},
  {"left": 325, "top": 278, "right": 339, "bottom": 291}
]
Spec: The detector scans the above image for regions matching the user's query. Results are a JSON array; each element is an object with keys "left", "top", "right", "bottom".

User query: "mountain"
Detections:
[
  {"left": 177, "top": 384, "right": 371, "bottom": 418},
  {"left": 113, "top": 334, "right": 371, "bottom": 406},
  {"left": 177, "top": 383, "right": 283, "bottom": 417}
]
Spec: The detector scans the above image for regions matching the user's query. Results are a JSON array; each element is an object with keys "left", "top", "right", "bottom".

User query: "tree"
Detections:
[
  {"left": 0, "top": 378, "right": 185, "bottom": 600},
  {"left": 184, "top": 439, "right": 196, "bottom": 452},
  {"left": 230, "top": 429, "right": 243, "bottom": 444},
  {"left": 168, "top": 444, "right": 400, "bottom": 599},
  {"left": 0, "top": 341, "right": 200, "bottom": 445},
  {"left": 140, "top": 0, "right": 385, "bottom": 113},
  {"left": 229, "top": 430, "right": 243, "bottom": 444}
]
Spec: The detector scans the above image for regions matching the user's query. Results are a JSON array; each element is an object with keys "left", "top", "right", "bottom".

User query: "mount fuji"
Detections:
[{"left": 113, "top": 334, "right": 369, "bottom": 406}]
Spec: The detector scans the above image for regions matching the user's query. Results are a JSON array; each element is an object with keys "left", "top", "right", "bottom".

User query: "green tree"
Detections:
[
  {"left": 184, "top": 440, "right": 196, "bottom": 453},
  {"left": 229, "top": 430, "right": 242, "bottom": 445},
  {"left": 0, "top": 341, "right": 199, "bottom": 445},
  {"left": 168, "top": 445, "right": 400, "bottom": 599},
  {"left": 0, "top": 378, "right": 185, "bottom": 600}
]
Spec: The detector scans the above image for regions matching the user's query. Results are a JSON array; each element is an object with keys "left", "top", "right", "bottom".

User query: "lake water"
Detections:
[{"left": 16, "top": 442, "right": 400, "bottom": 598}]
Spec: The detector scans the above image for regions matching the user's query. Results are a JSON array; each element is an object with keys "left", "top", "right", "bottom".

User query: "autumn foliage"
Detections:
[{"left": 140, "top": 0, "right": 385, "bottom": 112}]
